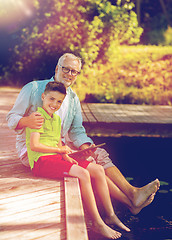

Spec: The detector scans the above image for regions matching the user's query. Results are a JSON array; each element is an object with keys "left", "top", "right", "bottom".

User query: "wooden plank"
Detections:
[
  {"left": 84, "top": 103, "right": 172, "bottom": 124},
  {"left": 82, "top": 104, "right": 97, "bottom": 123},
  {"left": 64, "top": 177, "right": 88, "bottom": 240},
  {"left": 81, "top": 104, "right": 89, "bottom": 122},
  {"left": 81, "top": 103, "right": 172, "bottom": 137},
  {"left": 0, "top": 187, "right": 66, "bottom": 240},
  {"left": 0, "top": 178, "right": 62, "bottom": 198},
  {"left": 0, "top": 224, "right": 66, "bottom": 240},
  {"left": 0, "top": 175, "right": 66, "bottom": 240}
]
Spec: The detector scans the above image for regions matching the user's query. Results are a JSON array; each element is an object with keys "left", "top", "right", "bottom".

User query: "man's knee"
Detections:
[{"left": 94, "top": 148, "right": 115, "bottom": 169}]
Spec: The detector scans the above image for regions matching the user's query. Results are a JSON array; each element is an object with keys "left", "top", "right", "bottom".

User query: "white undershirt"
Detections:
[{"left": 55, "top": 92, "right": 69, "bottom": 125}]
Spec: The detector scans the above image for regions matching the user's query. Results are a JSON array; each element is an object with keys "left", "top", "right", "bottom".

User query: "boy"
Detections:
[{"left": 26, "top": 81, "right": 130, "bottom": 239}]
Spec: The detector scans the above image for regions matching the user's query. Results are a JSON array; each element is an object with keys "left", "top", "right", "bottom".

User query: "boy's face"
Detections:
[{"left": 41, "top": 91, "right": 65, "bottom": 117}]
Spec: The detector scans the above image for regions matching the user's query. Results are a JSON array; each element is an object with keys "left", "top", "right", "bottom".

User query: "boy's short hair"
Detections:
[{"left": 44, "top": 82, "right": 66, "bottom": 95}]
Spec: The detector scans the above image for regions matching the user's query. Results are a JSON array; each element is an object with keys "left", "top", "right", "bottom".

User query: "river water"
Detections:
[{"left": 88, "top": 136, "right": 172, "bottom": 240}]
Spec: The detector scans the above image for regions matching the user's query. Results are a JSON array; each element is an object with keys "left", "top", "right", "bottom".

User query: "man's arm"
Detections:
[
  {"left": 67, "top": 96, "right": 93, "bottom": 148},
  {"left": 6, "top": 82, "right": 44, "bottom": 131},
  {"left": 7, "top": 83, "right": 33, "bottom": 131}
]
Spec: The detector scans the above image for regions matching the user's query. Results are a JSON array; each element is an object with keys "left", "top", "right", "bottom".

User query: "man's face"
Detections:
[
  {"left": 54, "top": 57, "right": 81, "bottom": 88},
  {"left": 41, "top": 91, "right": 65, "bottom": 117}
]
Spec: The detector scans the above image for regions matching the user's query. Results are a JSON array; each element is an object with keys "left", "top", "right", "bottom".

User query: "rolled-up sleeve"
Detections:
[
  {"left": 68, "top": 97, "right": 93, "bottom": 148},
  {"left": 6, "top": 82, "right": 33, "bottom": 133}
]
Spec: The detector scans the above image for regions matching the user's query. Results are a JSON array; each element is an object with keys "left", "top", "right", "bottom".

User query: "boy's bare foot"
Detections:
[
  {"left": 92, "top": 222, "right": 122, "bottom": 239},
  {"left": 132, "top": 179, "right": 160, "bottom": 207},
  {"left": 105, "top": 214, "right": 130, "bottom": 232},
  {"left": 130, "top": 193, "right": 155, "bottom": 215}
]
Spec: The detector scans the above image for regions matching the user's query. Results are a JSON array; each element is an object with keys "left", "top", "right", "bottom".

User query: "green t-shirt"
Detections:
[{"left": 26, "top": 107, "right": 61, "bottom": 169}]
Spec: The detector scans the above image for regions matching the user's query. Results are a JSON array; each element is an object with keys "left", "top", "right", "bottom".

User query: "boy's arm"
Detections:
[
  {"left": 30, "top": 132, "right": 71, "bottom": 154},
  {"left": 58, "top": 137, "right": 78, "bottom": 164},
  {"left": 58, "top": 136, "right": 63, "bottom": 147}
]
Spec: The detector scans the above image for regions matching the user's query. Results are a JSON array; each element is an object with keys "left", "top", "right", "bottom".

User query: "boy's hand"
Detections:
[
  {"left": 59, "top": 146, "right": 72, "bottom": 154},
  {"left": 63, "top": 154, "right": 78, "bottom": 165}
]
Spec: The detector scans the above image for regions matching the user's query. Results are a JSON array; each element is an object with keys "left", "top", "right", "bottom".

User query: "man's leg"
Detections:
[
  {"left": 105, "top": 166, "right": 159, "bottom": 208},
  {"left": 20, "top": 151, "right": 30, "bottom": 167},
  {"left": 94, "top": 148, "right": 160, "bottom": 207},
  {"left": 106, "top": 175, "right": 156, "bottom": 215}
]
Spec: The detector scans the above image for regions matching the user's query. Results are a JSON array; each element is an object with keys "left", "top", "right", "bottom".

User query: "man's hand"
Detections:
[
  {"left": 79, "top": 143, "right": 96, "bottom": 157},
  {"left": 16, "top": 112, "right": 44, "bottom": 129},
  {"left": 27, "top": 112, "right": 44, "bottom": 129}
]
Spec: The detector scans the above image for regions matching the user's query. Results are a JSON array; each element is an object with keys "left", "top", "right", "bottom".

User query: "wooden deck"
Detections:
[
  {"left": 81, "top": 103, "right": 172, "bottom": 138},
  {"left": 0, "top": 88, "right": 88, "bottom": 240}
]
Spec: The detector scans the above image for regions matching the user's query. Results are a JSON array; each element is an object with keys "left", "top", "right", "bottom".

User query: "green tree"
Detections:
[
  {"left": 133, "top": 0, "right": 172, "bottom": 44},
  {"left": 1, "top": 0, "right": 142, "bottom": 85}
]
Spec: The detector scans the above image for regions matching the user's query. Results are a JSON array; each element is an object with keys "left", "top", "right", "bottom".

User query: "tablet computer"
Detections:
[{"left": 68, "top": 143, "right": 106, "bottom": 158}]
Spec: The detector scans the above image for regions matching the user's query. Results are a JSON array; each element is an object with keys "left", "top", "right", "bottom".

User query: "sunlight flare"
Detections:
[{"left": 0, "top": 0, "right": 34, "bottom": 29}]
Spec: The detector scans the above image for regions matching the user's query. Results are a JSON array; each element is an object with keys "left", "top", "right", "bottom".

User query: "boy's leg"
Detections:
[
  {"left": 68, "top": 164, "right": 122, "bottom": 239},
  {"left": 86, "top": 163, "right": 130, "bottom": 232}
]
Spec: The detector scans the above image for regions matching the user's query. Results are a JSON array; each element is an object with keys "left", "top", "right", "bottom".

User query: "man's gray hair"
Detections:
[{"left": 58, "top": 53, "right": 82, "bottom": 70}]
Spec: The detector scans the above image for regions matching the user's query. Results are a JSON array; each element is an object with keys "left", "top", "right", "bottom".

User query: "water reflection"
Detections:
[{"left": 87, "top": 136, "right": 172, "bottom": 240}]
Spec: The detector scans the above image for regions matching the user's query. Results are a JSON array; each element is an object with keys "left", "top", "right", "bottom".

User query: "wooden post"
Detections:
[{"left": 64, "top": 177, "right": 88, "bottom": 240}]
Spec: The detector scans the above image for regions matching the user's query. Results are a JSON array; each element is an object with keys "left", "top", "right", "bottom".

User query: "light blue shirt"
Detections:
[{"left": 6, "top": 77, "right": 93, "bottom": 158}]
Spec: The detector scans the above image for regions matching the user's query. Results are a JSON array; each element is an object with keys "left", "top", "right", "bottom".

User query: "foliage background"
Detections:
[
  {"left": 75, "top": 45, "right": 172, "bottom": 105},
  {"left": 0, "top": 0, "right": 172, "bottom": 105}
]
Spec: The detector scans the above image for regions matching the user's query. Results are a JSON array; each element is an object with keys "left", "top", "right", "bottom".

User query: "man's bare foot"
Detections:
[
  {"left": 105, "top": 214, "right": 130, "bottom": 232},
  {"left": 130, "top": 193, "right": 155, "bottom": 215},
  {"left": 92, "top": 222, "right": 122, "bottom": 239},
  {"left": 132, "top": 178, "right": 160, "bottom": 207}
]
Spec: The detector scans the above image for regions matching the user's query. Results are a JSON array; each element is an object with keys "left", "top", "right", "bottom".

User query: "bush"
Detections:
[
  {"left": 164, "top": 26, "right": 172, "bottom": 45},
  {"left": 73, "top": 45, "right": 172, "bottom": 105}
]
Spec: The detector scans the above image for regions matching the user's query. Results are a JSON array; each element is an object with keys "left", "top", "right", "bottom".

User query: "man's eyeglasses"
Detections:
[{"left": 58, "top": 64, "right": 80, "bottom": 76}]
